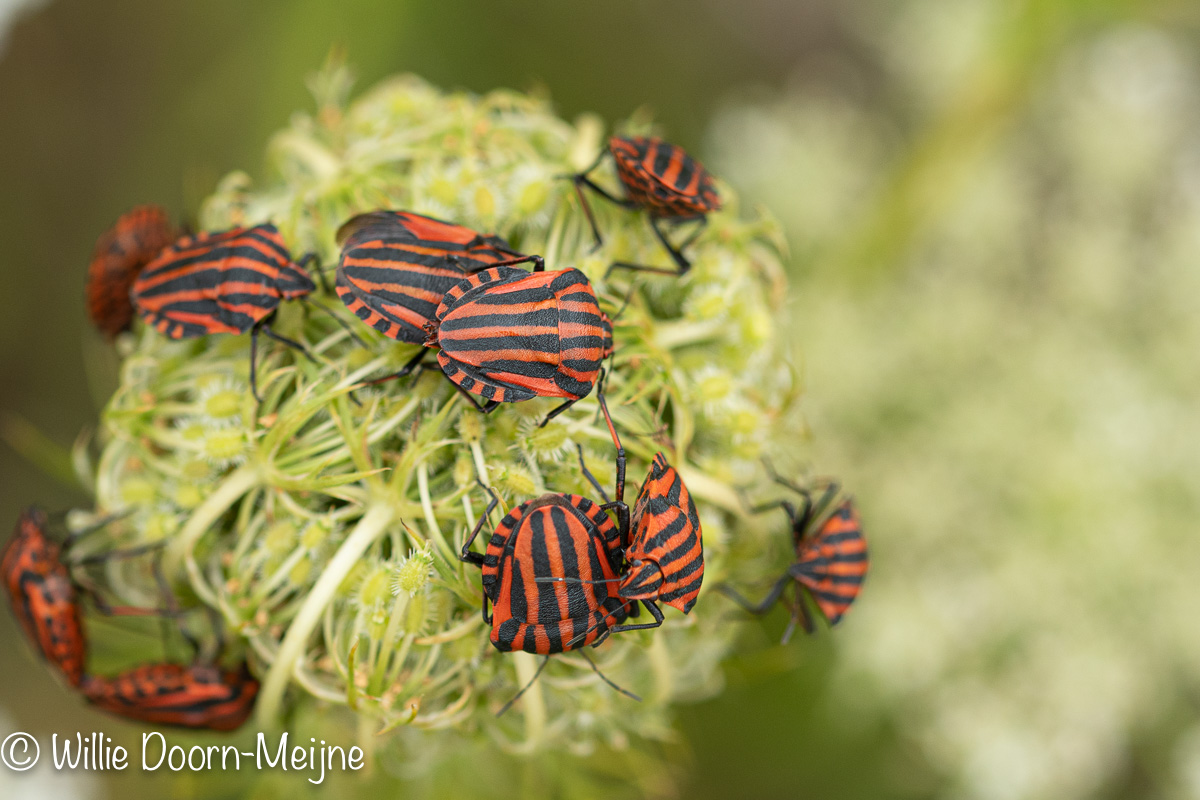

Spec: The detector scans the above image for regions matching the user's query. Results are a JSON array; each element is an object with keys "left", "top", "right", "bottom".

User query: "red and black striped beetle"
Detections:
[
  {"left": 721, "top": 476, "right": 868, "bottom": 643},
  {"left": 2, "top": 508, "right": 87, "bottom": 686},
  {"left": 87, "top": 205, "right": 177, "bottom": 338},
  {"left": 82, "top": 661, "right": 259, "bottom": 731},
  {"left": 422, "top": 265, "right": 614, "bottom": 425},
  {"left": 571, "top": 135, "right": 722, "bottom": 274},
  {"left": 335, "top": 210, "right": 527, "bottom": 347},
  {"left": 131, "top": 223, "right": 321, "bottom": 400}
]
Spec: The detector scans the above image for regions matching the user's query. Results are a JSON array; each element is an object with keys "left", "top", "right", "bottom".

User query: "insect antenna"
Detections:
[
  {"left": 299, "top": 296, "right": 368, "bottom": 349},
  {"left": 496, "top": 655, "right": 551, "bottom": 718},
  {"left": 576, "top": 444, "right": 610, "bottom": 503},
  {"left": 579, "top": 649, "right": 641, "bottom": 702},
  {"left": 603, "top": 280, "right": 639, "bottom": 322},
  {"left": 249, "top": 320, "right": 318, "bottom": 403}
]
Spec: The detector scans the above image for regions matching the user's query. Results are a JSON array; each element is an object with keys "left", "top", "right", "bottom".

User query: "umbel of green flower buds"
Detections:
[{"left": 78, "top": 61, "right": 802, "bottom": 789}]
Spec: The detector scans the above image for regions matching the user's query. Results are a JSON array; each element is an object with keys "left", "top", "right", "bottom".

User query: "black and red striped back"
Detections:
[
  {"left": 482, "top": 494, "right": 629, "bottom": 654},
  {"left": 336, "top": 211, "right": 522, "bottom": 343},
  {"left": 87, "top": 205, "right": 176, "bottom": 338},
  {"left": 620, "top": 453, "right": 704, "bottom": 614},
  {"left": 609, "top": 136, "right": 721, "bottom": 218},
  {"left": 794, "top": 500, "right": 868, "bottom": 625},
  {"left": 81, "top": 662, "right": 258, "bottom": 731},
  {"left": 132, "top": 223, "right": 314, "bottom": 339},
  {"left": 2, "top": 508, "right": 86, "bottom": 686},
  {"left": 431, "top": 267, "right": 614, "bottom": 404}
]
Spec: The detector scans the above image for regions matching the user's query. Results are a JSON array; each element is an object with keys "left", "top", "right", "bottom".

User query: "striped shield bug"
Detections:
[
  {"left": 567, "top": 398, "right": 704, "bottom": 644},
  {"left": 465, "top": 490, "right": 631, "bottom": 655},
  {"left": 460, "top": 485, "right": 644, "bottom": 714},
  {"left": 131, "top": 223, "right": 321, "bottom": 400},
  {"left": 335, "top": 210, "right": 526, "bottom": 348},
  {"left": 423, "top": 266, "right": 614, "bottom": 425},
  {"left": 619, "top": 453, "right": 704, "bottom": 614},
  {"left": 2, "top": 508, "right": 87, "bottom": 686},
  {"left": 571, "top": 135, "right": 721, "bottom": 274},
  {"left": 720, "top": 475, "right": 868, "bottom": 642},
  {"left": 82, "top": 661, "right": 258, "bottom": 731},
  {"left": 458, "top": 396, "right": 701, "bottom": 712},
  {"left": 87, "top": 205, "right": 177, "bottom": 338},
  {"left": 3, "top": 507, "right": 182, "bottom": 687}
]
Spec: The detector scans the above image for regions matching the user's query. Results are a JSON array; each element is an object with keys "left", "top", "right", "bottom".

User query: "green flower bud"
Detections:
[{"left": 391, "top": 545, "right": 434, "bottom": 598}]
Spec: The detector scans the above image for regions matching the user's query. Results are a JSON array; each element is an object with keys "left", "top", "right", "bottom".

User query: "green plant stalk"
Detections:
[
  {"left": 164, "top": 463, "right": 263, "bottom": 603},
  {"left": 258, "top": 501, "right": 396, "bottom": 722}
]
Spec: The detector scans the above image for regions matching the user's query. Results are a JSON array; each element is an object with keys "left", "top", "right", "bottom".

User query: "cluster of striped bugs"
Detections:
[
  {"left": 6, "top": 135, "right": 868, "bottom": 731},
  {"left": 2, "top": 508, "right": 258, "bottom": 730}
]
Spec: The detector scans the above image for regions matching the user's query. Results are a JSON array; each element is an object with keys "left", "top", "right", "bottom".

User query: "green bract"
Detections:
[{"left": 78, "top": 64, "right": 804, "bottom": 792}]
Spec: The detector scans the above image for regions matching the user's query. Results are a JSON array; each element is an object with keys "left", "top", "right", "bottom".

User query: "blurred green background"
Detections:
[{"left": 3, "top": 1, "right": 1200, "bottom": 798}]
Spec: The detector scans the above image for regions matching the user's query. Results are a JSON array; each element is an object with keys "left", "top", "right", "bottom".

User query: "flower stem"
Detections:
[
  {"left": 513, "top": 651, "right": 546, "bottom": 751},
  {"left": 653, "top": 319, "right": 724, "bottom": 349},
  {"left": 164, "top": 463, "right": 263, "bottom": 603},
  {"left": 257, "top": 502, "right": 395, "bottom": 723}
]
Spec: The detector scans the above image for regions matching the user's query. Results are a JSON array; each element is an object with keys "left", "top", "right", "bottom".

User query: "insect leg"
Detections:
[
  {"left": 649, "top": 216, "right": 691, "bottom": 273},
  {"left": 609, "top": 599, "right": 664, "bottom": 634},
  {"left": 460, "top": 481, "right": 501, "bottom": 565},
  {"left": 366, "top": 348, "right": 431, "bottom": 385},
  {"left": 452, "top": 383, "right": 501, "bottom": 414},
  {"left": 564, "top": 607, "right": 619, "bottom": 650},
  {"left": 538, "top": 397, "right": 580, "bottom": 428},
  {"left": 58, "top": 508, "right": 135, "bottom": 550},
  {"left": 260, "top": 323, "right": 318, "bottom": 364},
  {"left": 572, "top": 175, "right": 638, "bottom": 252},
  {"left": 250, "top": 325, "right": 262, "bottom": 403},
  {"left": 486, "top": 254, "right": 545, "bottom": 273},
  {"left": 742, "top": 497, "right": 800, "bottom": 522},
  {"left": 574, "top": 175, "right": 636, "bottom": 209},
  {"left": 69, "top": 540, "right": 165, "bottom": 566},
  {"left": 71, "top": 541, "right": 181, "bottom": 618},
  {"left": 596, "top": 391, "right": 626, "bottom": 503},
  {"left": 295, "top": 252, "right": 331, "bottom": 295},
  {"left": 717, "top": 575, "right": 793, "bottom": 616},
  {"left": 785, "top": 583, "right": 817, "bottom": 643},
  {"left": 565, "top": 149, "right": 622, "bottom": 251},
  {"left": 600, "top": 501, "right": 631, "bottom": 551},
  {"left": 674, "top": 215, "right": 709, "bottom": 252},
  {"left": 533, "top": 576, "right": 621, "bottom": 586},
  {"left": 605, "top": 260, "right": 681, "bottom": 279}
]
